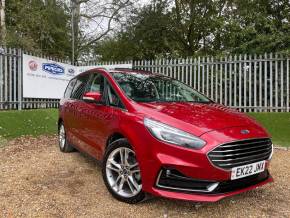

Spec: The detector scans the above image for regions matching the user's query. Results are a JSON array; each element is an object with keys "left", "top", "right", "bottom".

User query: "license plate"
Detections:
[{"left": 231, "top": 160, "right": 265, "bottom": 180}]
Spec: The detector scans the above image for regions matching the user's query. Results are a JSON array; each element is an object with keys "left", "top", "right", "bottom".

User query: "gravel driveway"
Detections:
[{"left": 0, "top": 136, "right": 289, "bottom": 218}]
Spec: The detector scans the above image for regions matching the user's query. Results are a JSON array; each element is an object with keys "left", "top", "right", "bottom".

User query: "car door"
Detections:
[
  {"left": 75, "top": 73, "right": 116, "bottom": 159},
  {"left": 66, "top": 73, "right": 91, "bottom": 149},
  {"left": 61, "top": 78, "right": 76, "bottom": 142},
  {"left": 101, "top": 81, "right": 128, "bottom": 155}
]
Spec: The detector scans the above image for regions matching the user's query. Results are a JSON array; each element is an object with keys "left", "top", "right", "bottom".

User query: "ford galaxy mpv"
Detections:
[{"left": 58, "top": 68, "right": 273, "bottom": 204}]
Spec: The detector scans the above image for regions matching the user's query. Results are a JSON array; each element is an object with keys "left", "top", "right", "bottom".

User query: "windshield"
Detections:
[{"left": 111, "top": 72, "right": 212, "bottom": 103}]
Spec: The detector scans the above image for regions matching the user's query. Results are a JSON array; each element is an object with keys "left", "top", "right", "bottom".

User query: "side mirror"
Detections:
[{"left": 83, "top": 92, "right": 102, "bottom": 103}]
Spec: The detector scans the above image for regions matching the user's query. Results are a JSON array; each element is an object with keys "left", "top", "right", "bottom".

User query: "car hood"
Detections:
[{"left": 134, "top": 102, "right": 265, "bottom": 136}]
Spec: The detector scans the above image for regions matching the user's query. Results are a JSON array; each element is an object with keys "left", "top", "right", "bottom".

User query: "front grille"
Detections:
[{"left": 208, "top": 138, "right": 273, "bottom": 170}]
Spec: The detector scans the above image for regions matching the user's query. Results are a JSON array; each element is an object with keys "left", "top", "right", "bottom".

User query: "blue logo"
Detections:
[{"left": 42, "top": 63, "right": 64, "bottom": 75}]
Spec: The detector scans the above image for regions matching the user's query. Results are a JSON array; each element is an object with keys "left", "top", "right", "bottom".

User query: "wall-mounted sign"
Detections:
[
  {"left": 23, "top": 54, "right": 77, "bottom": 99},
  {"left": 22, "top": 54, "right": 132, "bottom": 99}
]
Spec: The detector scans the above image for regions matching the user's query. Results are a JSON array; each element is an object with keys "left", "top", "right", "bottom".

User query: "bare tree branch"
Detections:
[{"left": 72, "top": 0, "right": 135, "bottom": 59}]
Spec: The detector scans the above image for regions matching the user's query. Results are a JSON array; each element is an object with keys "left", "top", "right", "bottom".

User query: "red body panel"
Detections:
[{"left": 59, "top": 68, "right": 273, "bottom": 202}]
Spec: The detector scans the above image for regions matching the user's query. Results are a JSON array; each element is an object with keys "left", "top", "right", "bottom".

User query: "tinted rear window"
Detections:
[
  {"left": 64, "top": 79, "right": 76, "bottom": 99},
  {"left": 71, "top": 74, "right": 90, "bottom": 100}
]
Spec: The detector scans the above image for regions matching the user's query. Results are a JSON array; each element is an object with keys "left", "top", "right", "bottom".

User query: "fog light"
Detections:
[{"left": 156, "top": 168, "right": 219, "bottom": 193}]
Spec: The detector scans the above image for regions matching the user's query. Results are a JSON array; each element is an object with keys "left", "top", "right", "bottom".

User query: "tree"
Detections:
[
  {"left": 95, "top": 0, "right": 175, "bottom": 61},
  {"left": 0, "top": 0, "right": 6, "bottom": 45},
  {"left": 4, "top": 0, "right": 290, "bottom": 60},
  {"left": 122, "top": 0, "right": 175, "bottom": 59},
  {"left": 5, "top": 0, "right": 71, "bottom": 59},
  {"left": 95, "top": 0, "right": 290, "bottom": 60},
  {"left": 95, "top": 0, "right": 227, "bottom": 59},
  {"left": 170, "top": 0, "right": 226, "bottom": 56},
  {"left": 220, "top": 0, "right": 290, "bottom": 54},
  {"left": 71, "top": 0, "right": 136, "bottom": 63}
]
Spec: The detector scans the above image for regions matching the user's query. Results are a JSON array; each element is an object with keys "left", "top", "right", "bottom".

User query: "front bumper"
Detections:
[
  {"left": 148, "top": 163, "right": 273, "bottom": 202},
  {"left": 151, "top": 175, "right": 273, "bottom": 202},
  {"left": 154, "top": 168, "right": 271, "bottom": 198},
  {"left": 130, "top": 124, "right": 273, "bottom": 202}
]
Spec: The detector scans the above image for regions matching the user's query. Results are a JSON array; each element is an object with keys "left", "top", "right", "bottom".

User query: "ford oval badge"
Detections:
[
  {"left": 42, "top": 63, "right": 64, "bottom": 75},
  {"left": 241, "top": 129, "right": 250, "bottom": 134}
]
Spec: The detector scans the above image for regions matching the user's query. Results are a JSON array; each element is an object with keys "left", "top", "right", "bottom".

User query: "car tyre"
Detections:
[
  {"left": 58, "top": 122, "right": 74, "bottom": 153},
  {"left": 102, "top": 138, "right": 145, "bottom": 204}
]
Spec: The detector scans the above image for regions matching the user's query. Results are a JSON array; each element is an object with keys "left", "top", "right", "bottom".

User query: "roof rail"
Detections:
[{"left": 113, "top": 68, "right": 153, "bottom": 74}]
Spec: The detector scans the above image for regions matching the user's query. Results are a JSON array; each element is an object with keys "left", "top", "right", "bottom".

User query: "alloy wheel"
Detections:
[
  {"left": 59, "top": 124, "right": 66, "bottom": 149},
  {"left": 105, "top": 147, "right": 142, "bottom": 198}
]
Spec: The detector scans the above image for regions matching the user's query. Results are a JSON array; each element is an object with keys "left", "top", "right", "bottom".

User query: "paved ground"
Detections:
[{"left": 0, "top": 136, "right": 289, "bottom": 218}]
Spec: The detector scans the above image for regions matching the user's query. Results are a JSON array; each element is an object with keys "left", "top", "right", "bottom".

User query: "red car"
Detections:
[{"left": 58, "top": 68, "right": 273, "bottom": 204}]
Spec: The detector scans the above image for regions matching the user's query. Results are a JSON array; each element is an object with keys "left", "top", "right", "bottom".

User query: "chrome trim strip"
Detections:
[
  {"left": 155, "top": 170, "right": 162, "bottom": 187},
  {"left": 268, "top": 144, "right": 274, "bottom": 160},
  {"left": 209, "top": 147, "right": 271, "bottom": 158},
  {"left": 211, "top": 150, "right": 272, "bottom": 162},
  {"left": 155, "top": 170, "right": 219, "bottom": 193},
  {"left": 218, "top": 156, "right": 269, "bottom": 167},
  {"left": 82, "top": 96, "right": 95, "bottom": 101},
  {"left": 210, "top": 143, "right": 272, "bottom": 153},
  {"left": 220, "top": 139, "right": 270, "bottom": 148}
]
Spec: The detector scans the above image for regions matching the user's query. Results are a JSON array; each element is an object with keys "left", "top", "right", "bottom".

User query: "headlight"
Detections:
[{"left": 144, "top": 118, "right": 206, "bottom": 149}]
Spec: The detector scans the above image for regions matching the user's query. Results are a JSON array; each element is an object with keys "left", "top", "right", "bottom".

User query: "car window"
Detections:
[
  {"left": 64, "top": 78, "right": 76, "bottom": 99},
  {"left": 111, "top": 72, "right": 211, "bottom": 103},
  {"left": 107, "top": 84, "right": 124, "bottom": 108},
  {"left": 87, "top": 73, "right": 105, "bottom": 94},
  {"left": 71, "top": 74, "right": 90, "bottom": 100},
  {"left": 84, "top": 73, "right": 124, "bottom": 108}
]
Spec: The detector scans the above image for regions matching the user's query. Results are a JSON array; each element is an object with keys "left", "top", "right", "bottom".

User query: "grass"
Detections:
[
  {"left": 0, "top": 109, "right": 58, "bottom": 139},
  {"left": 0, "top": 109, "right": 289, "bottom": 147},
  {"left": 248, "top": 113, "right": 290, "bottom": 147}
]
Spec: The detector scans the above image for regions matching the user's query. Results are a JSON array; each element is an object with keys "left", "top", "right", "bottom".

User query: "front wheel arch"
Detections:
[
  {"left": 106, "top": 132, "right": 125, "bottom": 148},
  {"left": 58, "top": 118, "right": 63, "bottom": 130}
]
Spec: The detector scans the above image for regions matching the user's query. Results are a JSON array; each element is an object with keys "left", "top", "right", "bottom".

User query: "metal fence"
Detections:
[
  {"left": 134, "top": 54, "right": 290, "bottom": 112},
  {"left": 0, "top": 48, "right": 62, "bottom": 110},
  {"left": 0, "top": 47, "right": 289, "bottom": 112}
]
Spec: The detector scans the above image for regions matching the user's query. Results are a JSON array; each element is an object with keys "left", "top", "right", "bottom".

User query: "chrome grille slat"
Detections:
[
  {"left": 218, "top": 140, "right": 270, "bottom": 148},
  {"left": 218, "top": 155, "right": 271, "bottom": 167},
  {"left": 208, "top": 138, "right": 272, "bottom": 170},
  {"left": 211, "top": 150, "right": 271, "bottom": 162},
  {"left": 209, "top": 147, "right": 271, "bottom": 158},
  {"left": 209, "top": 143, "right": 272, "bottom": 154}
]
